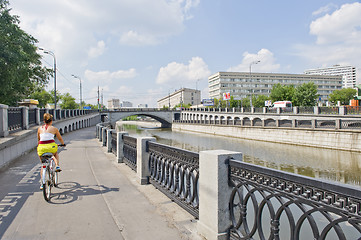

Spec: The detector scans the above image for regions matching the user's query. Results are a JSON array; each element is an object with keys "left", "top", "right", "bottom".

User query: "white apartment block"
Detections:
[
  {"left": 107, "top": 98, "right": 120, "bottom": 109},
  {"left": 120, "top": 101, "right": 133, "bottom": 108},
  {"left": 208, "top": 72, "right": 342, "bottom": 103},
  {"left": 305, "top": 65, "right": 356, "bottom": 89},
  {"left": 157, "top": 88, "right": 201, "bottom": 108}
]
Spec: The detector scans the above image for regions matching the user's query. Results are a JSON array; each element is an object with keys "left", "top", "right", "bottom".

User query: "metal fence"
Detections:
[
  {"left": 228, "top": 159, "right": 361, "bottom": 240},
  {"left": 8, "top": 107, "right": 23, "bottom": 133},
  {"left": 111, "top": 131, "right": 117, "bottom": 155},
  {"left": 28, "top": 109, "right": 36, "bottom": 126},
  {"left": 148, "top": 141, "right": 199, "bottom": 218},
  {"left": 123, "top": 135, "right": 137, "bottom": 171}
]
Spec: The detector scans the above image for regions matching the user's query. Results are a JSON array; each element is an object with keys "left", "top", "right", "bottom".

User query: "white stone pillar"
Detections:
[
  {"left": 117, "top": 132, "right": 129, "bottom": 163},
  {"left": 136, "top": 137, "right": 156, "bottom": 185},
  {"left": 21, "top": 106, "right": 29, "bottom": 130},
  {"left": 197, "top": 150, "right": 242, "bottom": 240},
  {"left": 102, "top": 127, "right": 107, "bottom": 146},
  {"left": 107, "top": 129, "right": 113, "bottom": 152},
  {"left": 0, "top": 104, "right": 9, "bottom": 137}
]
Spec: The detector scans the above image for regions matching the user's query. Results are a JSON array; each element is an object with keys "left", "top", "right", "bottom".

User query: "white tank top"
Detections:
[{"left": 40, "top": 132, "right": 55, "bottom": 141}]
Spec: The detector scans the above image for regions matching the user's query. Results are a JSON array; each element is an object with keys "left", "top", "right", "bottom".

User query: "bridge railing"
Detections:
[
  {"left": 228, "top": 158, "right": 361, "bottom": 240},
  {"left": 97, "top": 125, "right": 361, "bottom": 240},
  {"left": 0, "top": 104, "right": 98, "bottom": 137}
]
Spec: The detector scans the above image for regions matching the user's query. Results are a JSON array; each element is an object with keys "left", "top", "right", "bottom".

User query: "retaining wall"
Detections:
[{"left": 172, "top": 123, "right": 361, "bottom": 152}]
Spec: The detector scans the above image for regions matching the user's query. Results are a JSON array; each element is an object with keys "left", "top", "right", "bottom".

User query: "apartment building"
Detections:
[{"left": 157, "top": 88, "right": 201, "bottom": 108}]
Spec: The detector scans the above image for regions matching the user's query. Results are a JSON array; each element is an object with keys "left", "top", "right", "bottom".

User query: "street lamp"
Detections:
[
  {"left": 39, "top": 48, "right": 57, "bottom": 109},
  {"left": 249, "top": 60, "right": 260, "bottom": 107},
  {"left": 196, "top": 79, "right": 201, "bottom": 109},
  {"left": 72, "top": 75, "right": 82, "bottom": 110}
]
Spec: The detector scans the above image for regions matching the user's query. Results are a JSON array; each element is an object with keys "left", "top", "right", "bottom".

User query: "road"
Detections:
[{"left": 0, "top": 126, "right": 198, "bottom": 240}]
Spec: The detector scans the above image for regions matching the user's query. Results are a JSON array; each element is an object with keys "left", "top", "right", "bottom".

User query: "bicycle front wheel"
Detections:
[{"left": 42, "top": 168, "right": 51, "bottom": 202}]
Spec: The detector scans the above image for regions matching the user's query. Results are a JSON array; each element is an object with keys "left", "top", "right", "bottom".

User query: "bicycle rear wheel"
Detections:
[
  {"left": 42, "top": 168, "right": 52, "bottom": 202},
  {"left": 54, "top": 171, "right": 58, "bottom": 187}
]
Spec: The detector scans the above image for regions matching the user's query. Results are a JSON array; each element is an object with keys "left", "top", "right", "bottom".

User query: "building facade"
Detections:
[
  {"left": 157, "top": 88, "right": 201, "bottom": 108},
  {"left": 304, "top": 65, "right": 356, "bottom": 89},
  {"left": 208, "top": 72, "right": 342, "bottom": 103},
  {"left": 107, "top": 99, "right": 120, "bottom": 109},
  {"left": 120, "top": 101, "right": 133, "bottom": 108}
]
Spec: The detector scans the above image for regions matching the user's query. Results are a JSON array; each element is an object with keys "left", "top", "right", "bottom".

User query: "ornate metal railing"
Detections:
[
  {"left": 148, "top": 141, "right": 199, "bottom": 218},
  {"left": 28, "top": 109, "right": 36, "bottom": 126},
  {"left": 299, "top": 106, "right": 314, "bottom": 114},
  {"left": 123, "top": 135, "right": 137, "bottom": 171},
  {"left": 228, "top": 159, "right": 361, "bottom": 240},
  {"left": 8, "top": 107, "right": 23, "bottom": 133}
]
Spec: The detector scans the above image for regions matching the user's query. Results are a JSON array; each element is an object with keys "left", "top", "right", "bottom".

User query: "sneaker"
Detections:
[
  {"left": 55, "top": 166, "right": 62, "bottom": 172},
  {"left": 40, "top": 184, "right": 43, "bottom": 190}
]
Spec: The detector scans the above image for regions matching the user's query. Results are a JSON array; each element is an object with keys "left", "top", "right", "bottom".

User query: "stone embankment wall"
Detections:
[{"left": 172, "top": 123, "right": 361, "bottom": 152}]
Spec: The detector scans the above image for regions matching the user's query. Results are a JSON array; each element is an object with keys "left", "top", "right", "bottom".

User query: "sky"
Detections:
[{"left": 9, "top": 0, "right": 361, "bottom": 107}]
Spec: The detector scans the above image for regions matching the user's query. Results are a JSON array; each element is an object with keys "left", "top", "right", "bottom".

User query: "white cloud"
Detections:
[
  {"left": 312, "top": 3, "right": 338, "bottom": 16},
  {"left": 228, "top": 49, "right": 280, "bottom": 72},
  {"left": 295, "top": 2, "right": 361, "bottom": 82},
  {"left": 88, "top": 41, "right": 106, "bottom": 58},
  {"left": 85, "top": 68, "right": 137, "bottom": 83},
  {"left": 119, "top": 31, "right": 158, "bottom": 46},
  {"left": 156, "top": 57, "right": 211, "bottom": 85},
  {"left": 310, "top": 3, "right": 361, "bottom": 45}
]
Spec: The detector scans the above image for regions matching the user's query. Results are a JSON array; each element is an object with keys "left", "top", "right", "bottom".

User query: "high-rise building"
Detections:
[
  {"left": 157, "top": 88, "right": 201, "bottom": 108},
  {"left": 304, "top": 65, "right": 356, "bottom": 89},
  {"left": 208, "top": 72, "right": 342, "bottom": 103},
  {"left": 120, "top": 101, "right": 133, "bottom": 108}
]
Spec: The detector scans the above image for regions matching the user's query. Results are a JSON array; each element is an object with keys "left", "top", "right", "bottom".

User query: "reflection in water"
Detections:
[{"left": 118, "top": 124, "right": 361, "bottom": 187}]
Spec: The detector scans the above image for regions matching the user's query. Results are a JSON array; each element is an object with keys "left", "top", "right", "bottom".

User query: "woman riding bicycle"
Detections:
[{"left": 37, "top": 113, "right": 65, "bottom": 173}]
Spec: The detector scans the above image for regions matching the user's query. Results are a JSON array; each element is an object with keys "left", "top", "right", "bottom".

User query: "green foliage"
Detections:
[
  {"left": 270, "top": 84, "right": 295, "bottom": 102},
  {"left": 253, "top": 95, "right": 270, "bottom": 108},
  {"left": 29, "top": 89, "right": 52, "bottom": 108},
  {"left": 0, "top": 0, "right": 51, "bottom": 105},
  {"left": 270, "top": 82, "right": 318, "bottom": 106},
  {"left": 328, "top": 88, "right": 356, "bottom": 105},
  {"left": 293, "top": 82, "right": 319, "bottom": 106},
  {"left": 60, "top": 93, "right": 78, "bottom": 109}
]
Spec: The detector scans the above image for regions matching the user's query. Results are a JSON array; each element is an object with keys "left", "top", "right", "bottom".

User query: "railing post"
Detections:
[
  {"left": 0, "top": 104, "right": 9, "bottom": 137},
  {"left": 314, "top": 106, "right": 320, "bottom": 115},
  {"left": 36, "top": 108, "right": 41, "bottom": 125},
  {"left": 197, "top": 150, "right": 243, "bottom": 240},
  {"left": 117, "top": 132, "right": 128, "bottom": 163},
  {"left": 99, "top": 126, "right": 103, "bottom": 142},
  {"left": 107, "top": 129, "right": 113, "bottom": 152},
  {"left": 21, "top": 106, "right": 29, "bottom": 130},
  {"left": 136, "top": 137, "right": 156, "bottom": 185},
  {"left": 339, "top": 106, "right": 346, "bottom": 115},
  {"left": 102, "top": 127, "right": 107, "bottom": 146},
  {"left": 293, "top": 106, "right": 299, "bottom": 114}
]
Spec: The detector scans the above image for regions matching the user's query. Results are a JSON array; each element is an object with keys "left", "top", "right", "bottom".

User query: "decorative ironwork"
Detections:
[
  {"left": 28, "top": 109, "right": 36, "bottom": 126},
  {"left": 40, "top": 109, "right": 46, "bottom": 122},
  {"left": 148, "top": 141, "right": 199, "bottom": 218},
  {"left": 320, "top": 107, "right": 339, "bottom": 115},
  {"left": 341, "top": 120, "right": 361, "bottom": 129},
  {"left": 228, "top": 159, "right": 361, "bottom": 240},
  {"left": 299, "top": 106, "right": 314, "bottom": 114},
  {"left": 264, "top": 119, "right": 276, "bottom": 127},
  {"left": 8, "top": 107, "right": 23, "bottom": 133},
  {"left": 279, "top": 119, "right": 292, "bottom": 128},
  {"left": 253, "top": 118, "right": 262, "bottom": 127},
  {"left": 317, "top": 120, "right": 336, "bottom": 129},
  {"left": 123, "top": 135, "right": 137, "bottom": 171},
  {"left": 296, "top": 120, "right": 312, "bottom": 128}
]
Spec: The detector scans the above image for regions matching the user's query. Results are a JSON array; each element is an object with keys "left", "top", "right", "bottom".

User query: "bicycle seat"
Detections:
[{"left": 41, "top": 152, "right": 53, "bottom": 159}]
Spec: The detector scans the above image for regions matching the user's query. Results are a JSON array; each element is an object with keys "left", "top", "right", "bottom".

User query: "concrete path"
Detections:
[{"left": 0, "top": 126, "right": 200, "bottom": 240}]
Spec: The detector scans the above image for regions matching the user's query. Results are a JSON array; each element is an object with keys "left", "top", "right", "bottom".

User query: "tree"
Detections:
[
  {"left": 0, "top": 0, "right": 51, "bottom": 105},
  {"left": 269, "top": 84, "right": 295, "bottom": 102},
  {"left": 60, "top": 93, "right": 78, "bottom": 109},
  {"left": 253, "top": 95, "right": 270, "bottom": 108},
  {"left": 328, "top": 88, "right": 357, "bottom": 105},
  {"left": 29, "top": 89, "right": 52, "bottom": 108},
  {"left": 293, "top": 82, "right": 319, "bottom": 106}
]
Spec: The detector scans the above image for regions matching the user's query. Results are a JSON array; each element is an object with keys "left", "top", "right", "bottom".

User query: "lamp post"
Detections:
[
  {"left": 39, "top": 48, "right": 57, "bottom": 109},
  {"left": 196, "top": 79, "right": 201, "bottom": 109},
  {"left": 72, "top": 75, "right": 82, "bottom": 110},
  {"left": 249, "top": 60, "right": 260, "bottom": 107}
]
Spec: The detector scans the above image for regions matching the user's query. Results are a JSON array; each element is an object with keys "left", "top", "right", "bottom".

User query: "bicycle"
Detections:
[{"left": 40, "top": 144, "right": 66, "bottom": 202}]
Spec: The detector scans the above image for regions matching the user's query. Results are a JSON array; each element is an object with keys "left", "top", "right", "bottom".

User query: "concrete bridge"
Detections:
[{"left": 104, "top": 108, "right": 181, "bottom": 128}]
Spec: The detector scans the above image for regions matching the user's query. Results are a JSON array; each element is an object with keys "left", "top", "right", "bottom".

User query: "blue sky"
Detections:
[{"left": 10, "top": 0, "right": 361, "bottom": 107}]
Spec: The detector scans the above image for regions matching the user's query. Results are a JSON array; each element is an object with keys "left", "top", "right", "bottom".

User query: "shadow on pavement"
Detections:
[{"left": 49, "top": 182, "right": 119, "bottom": 204}]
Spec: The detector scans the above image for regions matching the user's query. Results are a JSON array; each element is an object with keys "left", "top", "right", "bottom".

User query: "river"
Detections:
[{"left": 118, "top": 122, "right": 361, "bottom": 187}]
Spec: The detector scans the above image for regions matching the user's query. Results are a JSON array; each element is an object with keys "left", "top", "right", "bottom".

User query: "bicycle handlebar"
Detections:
[{"left": 58, "top": 144, "right": 66, "bottom": 147}]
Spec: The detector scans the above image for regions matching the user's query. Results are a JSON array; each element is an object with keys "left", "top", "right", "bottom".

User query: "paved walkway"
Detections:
[{"left": 0, "top": 126, "right": 200, "bottom": 240}]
